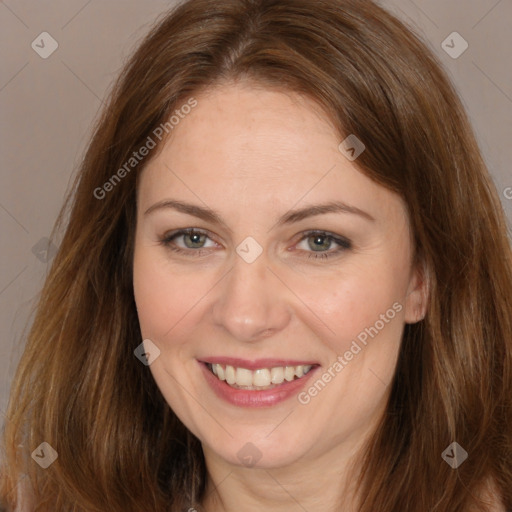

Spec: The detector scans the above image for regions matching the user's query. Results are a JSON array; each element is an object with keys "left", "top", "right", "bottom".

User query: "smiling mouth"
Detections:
[{"left": 205, "top": 363, "right": 317, "bottom": 390}]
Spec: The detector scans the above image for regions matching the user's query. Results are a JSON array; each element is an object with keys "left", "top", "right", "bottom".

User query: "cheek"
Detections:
[
  {"left": 292, "top": 260, "right": 406, "bottom": 352},
  {"left": 133, "top": 248, "right": 201, "bottom": 341},
  {"left": 133, "top": 250, "right": 167, "bottom": 337}
]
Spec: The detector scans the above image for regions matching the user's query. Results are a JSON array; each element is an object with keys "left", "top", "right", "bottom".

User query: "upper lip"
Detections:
[{"left": 200, "top": 357, "right": 319, "bottom": 370}]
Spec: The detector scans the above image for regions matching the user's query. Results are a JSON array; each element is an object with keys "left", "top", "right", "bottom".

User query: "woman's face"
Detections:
[{"left": 133, "top": 82, "right": 426, "bottom": 470}]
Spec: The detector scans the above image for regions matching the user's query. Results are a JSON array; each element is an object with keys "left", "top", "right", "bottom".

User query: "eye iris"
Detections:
[
  {"left": 184, "top": 232, "right": 205, "bottom": 248},
  {"left": 309, "top": 234, "right": 330, "bottom": 251},
  {"left": 174, "top": 232, "right": 342, "bottom": 253}
]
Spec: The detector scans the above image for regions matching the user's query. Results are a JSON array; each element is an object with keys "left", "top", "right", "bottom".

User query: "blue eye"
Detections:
[
  {"left": 299, "top": 230, "right": 352, "bottom": 260},
  {"left": 159, "top": 228, "right": 351, "bottom": 260},
  {"left": 160, "top": 229, "right": 215, "bottom": 257}
]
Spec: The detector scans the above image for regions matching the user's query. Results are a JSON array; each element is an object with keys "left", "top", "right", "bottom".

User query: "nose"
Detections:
[{"left": 211, "top": 252, "right": 291, "bottom": 343}]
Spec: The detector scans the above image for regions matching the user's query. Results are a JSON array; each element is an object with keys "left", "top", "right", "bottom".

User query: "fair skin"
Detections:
[{"left": 132, "top": 81, "right": 428, "bottom": 511}]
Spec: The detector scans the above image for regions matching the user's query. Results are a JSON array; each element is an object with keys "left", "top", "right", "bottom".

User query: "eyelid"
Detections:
[
  {"left": 296, "top": 229, "right": 351, "bottom": 249},
  {"left": 160, "top": 227, "right": 218, "bottom": 248},
  {"left": 159, "top": 228, "right": 352, "bottom": 259}
]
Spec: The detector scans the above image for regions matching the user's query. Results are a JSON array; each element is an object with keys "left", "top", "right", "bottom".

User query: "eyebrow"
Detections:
[{"left": 144, "top": 199, "right": 375, "bottom": 226}]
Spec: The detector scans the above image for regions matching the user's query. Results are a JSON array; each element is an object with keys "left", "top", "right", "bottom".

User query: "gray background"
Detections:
[{"left": 1, "top": 0, "right": 511, "bottom": 431}]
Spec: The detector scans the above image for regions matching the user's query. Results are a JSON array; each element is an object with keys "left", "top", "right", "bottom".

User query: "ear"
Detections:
[{"left": 404, "top": 257, "right": 429, "bottom": 324}]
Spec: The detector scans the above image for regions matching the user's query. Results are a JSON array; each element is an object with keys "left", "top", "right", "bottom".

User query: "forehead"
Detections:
[
  {"left": 165, "top": 84, "right": 337, "bottom": 171},
  {"left": 138, "top": 83, "right": 404, "bottom": 223}
]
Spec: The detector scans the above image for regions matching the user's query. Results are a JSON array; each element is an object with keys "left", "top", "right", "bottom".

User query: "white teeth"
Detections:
[
  {"left": 284, "top": 366, "right": 295, "bottom": 381},
  {"left": 225, "top": 365, "right": 236, "bottom": 385},
  {"left": 216, "top": 365, "right": 225, "bottom": 380},
  {"left": 253, "top": 369, "right": 271, "bottom": 386},
  {"left": 270, "top": 367, "right": 284, "bottom": 384},
  {"left": 236, "top": 367, "right": 253, "bottom": 386},
  {"left": 209, "top": 363, "right": 314, "bottom": 389}
]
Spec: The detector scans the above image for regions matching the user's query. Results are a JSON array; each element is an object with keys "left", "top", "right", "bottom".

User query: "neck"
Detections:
[{"left": 199, "top": 431, "right": 370, "bottom": 512}]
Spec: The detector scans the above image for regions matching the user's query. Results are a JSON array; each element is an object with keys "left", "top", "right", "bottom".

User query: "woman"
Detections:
[{"left": 1, "top": 0, "right": 511, "bottom": 510}]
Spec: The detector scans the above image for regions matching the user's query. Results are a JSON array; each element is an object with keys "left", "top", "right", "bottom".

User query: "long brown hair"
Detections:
[{"left": 1, "top": 0, "right": 511, "bottom": 510}]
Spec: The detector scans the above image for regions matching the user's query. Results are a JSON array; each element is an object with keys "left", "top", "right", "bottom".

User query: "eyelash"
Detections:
[{"left": 159, "top": 228, "right": 352, "bottom": 261}]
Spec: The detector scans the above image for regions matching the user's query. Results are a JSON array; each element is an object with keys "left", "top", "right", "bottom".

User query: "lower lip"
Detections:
[{"left": 199, "top": 362, "right": 319, "bottom": 407}]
